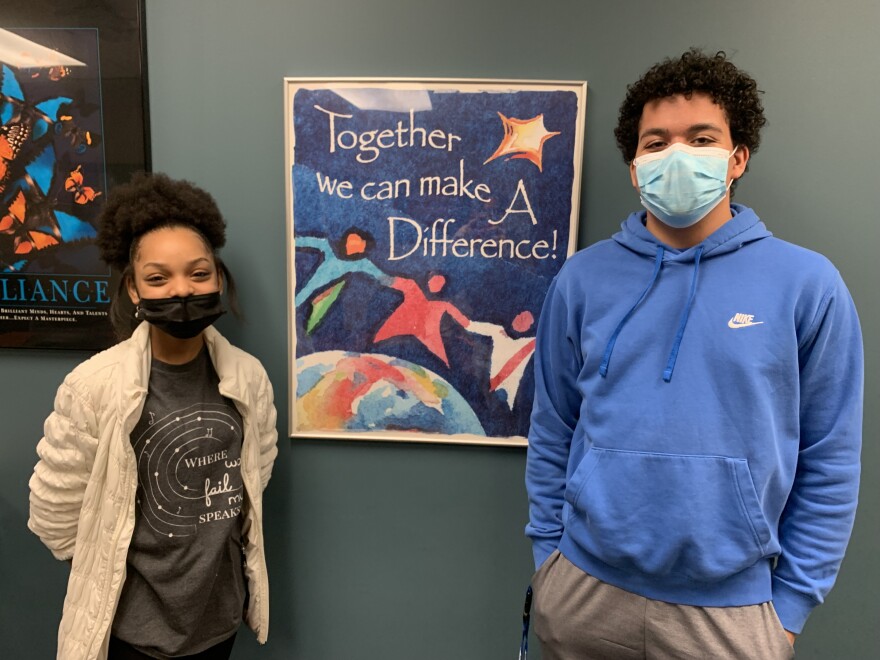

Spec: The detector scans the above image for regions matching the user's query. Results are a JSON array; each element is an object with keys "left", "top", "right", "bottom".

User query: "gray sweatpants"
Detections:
[{"left": 532, "top": 550, "right": 795, "bottom": 660}]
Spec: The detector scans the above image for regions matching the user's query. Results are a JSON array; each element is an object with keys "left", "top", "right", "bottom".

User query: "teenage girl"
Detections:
[{"left": 28, "top": 173, "right": 278, "bottom": 659}]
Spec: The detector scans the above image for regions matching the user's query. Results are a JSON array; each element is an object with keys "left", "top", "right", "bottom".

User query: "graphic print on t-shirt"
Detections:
[{"left": 132, "top": 402, "right": 243, "bottom": 538}]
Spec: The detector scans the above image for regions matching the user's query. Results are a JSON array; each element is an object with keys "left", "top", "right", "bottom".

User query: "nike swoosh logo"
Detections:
[{"left": 728, "top": 319, "right": 764, "bottom": 329}]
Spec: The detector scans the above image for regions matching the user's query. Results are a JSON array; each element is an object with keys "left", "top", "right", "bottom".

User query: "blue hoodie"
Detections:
[{"left": 525, "top": 205, "right": 862, "bottom": 634}]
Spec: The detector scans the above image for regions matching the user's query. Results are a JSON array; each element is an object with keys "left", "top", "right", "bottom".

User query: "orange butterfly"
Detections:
[
  {"left": 48, "top": 66, "right": 70, "bottom": 81},
  {"left": 0, "top": 125, "right": 26, "bottom": 194},
  {"left": 65, "top": 165, "right": 101, "bottom": 204},
  {"left": 0, "top": 134, "right": 13, "bottom": 182},
  {"left": 57, "top": 114, "right": 95, "bottom": 153},
  {"left": 0, "top": 190, "right": 59, "bottom": 254}
]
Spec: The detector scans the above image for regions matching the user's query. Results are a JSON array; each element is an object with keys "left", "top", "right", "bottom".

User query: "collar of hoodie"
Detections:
[{"left": 600, "top": 204, "right": 771, "bottom": 381}]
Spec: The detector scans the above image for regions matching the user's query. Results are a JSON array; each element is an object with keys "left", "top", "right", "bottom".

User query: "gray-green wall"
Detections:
[{"left": 2, "top": 1, "right": 878, "bottom": 658}]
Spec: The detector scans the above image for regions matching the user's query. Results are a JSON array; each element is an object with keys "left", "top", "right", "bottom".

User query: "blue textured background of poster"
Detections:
[{"left": 286, "top": 79, "right": 586, "bottom": 445}]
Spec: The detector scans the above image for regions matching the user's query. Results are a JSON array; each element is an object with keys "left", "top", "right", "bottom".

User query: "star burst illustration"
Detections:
[{"left": 483, "top": 112, "right": 560, "bottom": 171}]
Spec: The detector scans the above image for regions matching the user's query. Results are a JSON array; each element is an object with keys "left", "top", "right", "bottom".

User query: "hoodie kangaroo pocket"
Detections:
[{"left": 564, "top": 447, "right": 772, "bottom": 581}]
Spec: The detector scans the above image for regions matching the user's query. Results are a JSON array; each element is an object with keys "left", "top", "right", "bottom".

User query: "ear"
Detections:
[
  {"left": 629, "top": 159, "right": 639, "bottom": 190},
  {"left": 126, "top": 273, "right": 140, "bottom": 305},
  {"left": 217, "top": 265, "right": 225, "bottom": 294},
  {"left": 730, "top": 145, "right": 750, "bottom": 182}
]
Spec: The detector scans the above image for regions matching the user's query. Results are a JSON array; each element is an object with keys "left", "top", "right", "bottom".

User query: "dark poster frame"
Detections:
[{"left": 0, "top": 0, "right": 150, "bottom": 350}]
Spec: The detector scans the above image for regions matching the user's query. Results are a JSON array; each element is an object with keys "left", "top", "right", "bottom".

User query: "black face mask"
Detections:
[{"left": 134, "top": 292, "right": 225, "bottom": 339}]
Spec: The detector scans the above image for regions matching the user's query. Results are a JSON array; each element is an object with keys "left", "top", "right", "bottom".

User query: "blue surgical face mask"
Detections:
[{"left": 633, "top": 143, "right": 737, "bottom": 229}]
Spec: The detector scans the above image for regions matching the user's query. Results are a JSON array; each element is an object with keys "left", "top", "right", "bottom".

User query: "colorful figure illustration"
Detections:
[
  {"left": 295, "top": 230, "right": 389, "bottom": 313},
  {"left": 295, "top": 231, "right": 541, "bottom": 433},
  {"left": 466, "top": 310, "right": 536, "bottom": 408},
  {"left": 373, "top": 274, "right": 470, "bottom": 367}
]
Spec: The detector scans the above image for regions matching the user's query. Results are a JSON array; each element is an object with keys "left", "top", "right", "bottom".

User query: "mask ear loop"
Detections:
[{"left": 726, "top": 146, "right": 741, "bottom": 191}]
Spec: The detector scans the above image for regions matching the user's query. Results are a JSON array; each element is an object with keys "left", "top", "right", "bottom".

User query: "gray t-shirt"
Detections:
[{"left": 112, "top": 346, "right": 246, "bottom": 657}]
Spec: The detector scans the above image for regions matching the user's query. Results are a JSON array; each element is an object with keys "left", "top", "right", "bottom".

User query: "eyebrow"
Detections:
[
  {"left": 140, "top": 257, "right": 213, "bottom": 269},
  {"left": 639, "top": 123, "right": 725, "bottom": 141}
]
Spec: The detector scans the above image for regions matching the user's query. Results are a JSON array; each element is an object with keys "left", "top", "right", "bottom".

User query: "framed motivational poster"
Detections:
[
  {"left": 0, "top": 0, "right": 149, "bottom": 350},
  {"left": 285, "top": 78, "right": 586, "bottom": 445}
]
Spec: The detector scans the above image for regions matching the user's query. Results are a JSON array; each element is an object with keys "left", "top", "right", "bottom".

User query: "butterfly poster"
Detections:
[
  {"left": 285, "top": 79, "right": 586, "bottom": 445},
  {"left": 0, "top": 0, "right": 149, "bottom": 350}
]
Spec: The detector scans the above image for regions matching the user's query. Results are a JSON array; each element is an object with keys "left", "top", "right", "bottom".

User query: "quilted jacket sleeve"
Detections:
[
  {"left": 255, "top": 368, "right": 278, "bottom": 491},
  {"left": 27, "top": 375, "right": 99, "bottom": 561}
]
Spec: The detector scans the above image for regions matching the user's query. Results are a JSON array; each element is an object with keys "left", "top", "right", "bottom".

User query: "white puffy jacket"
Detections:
[{"left": 28, "top": 323, "right": 279, "bottom": 659}]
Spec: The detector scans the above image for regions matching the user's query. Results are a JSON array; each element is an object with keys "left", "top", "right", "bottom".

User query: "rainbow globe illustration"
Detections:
[{"left": 296, "top": 351, "right": 484, "bottom": 436}]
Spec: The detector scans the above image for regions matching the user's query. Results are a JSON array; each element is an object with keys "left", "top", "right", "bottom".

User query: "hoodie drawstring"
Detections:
[
  {"left": 599, "top": 244, "right": 704, "bottom": 382},
  {"left": 663, "top": 245, "right": 703, "bottom": 382},
  {"left": 599, "top": 246, "right": 665, "bottom": 377}
]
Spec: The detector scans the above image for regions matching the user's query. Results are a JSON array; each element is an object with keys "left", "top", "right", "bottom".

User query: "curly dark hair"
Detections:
[
  {"left": 97, "top": 172, "right": 240, "bottom": 339},
  {"left": 614, "top": 49, "right": 766, "bottom": 170},
  {"left": 98, "top": 172, "right": 226, "bottom": 269}
]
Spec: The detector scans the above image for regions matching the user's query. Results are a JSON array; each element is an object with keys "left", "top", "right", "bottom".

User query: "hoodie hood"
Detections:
[
  {"left": 600, "top": 204, "right": 772, "bottom": 382},
  {"left": 613, "top": 204, "right": 772, "bottom": 262}
]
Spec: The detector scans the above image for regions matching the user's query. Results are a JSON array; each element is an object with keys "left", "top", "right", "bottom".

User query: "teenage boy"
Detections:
[{"left": 526, "top": 49, "right": 863, "bottom": 658}]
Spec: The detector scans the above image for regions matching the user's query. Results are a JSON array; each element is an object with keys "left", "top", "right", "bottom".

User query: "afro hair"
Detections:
[
  {"left": 614, "top": 48, "right": 766, "bottom": 165},
  {"left": 97, "top": 172, "right": 227, "bottom": 270}
]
